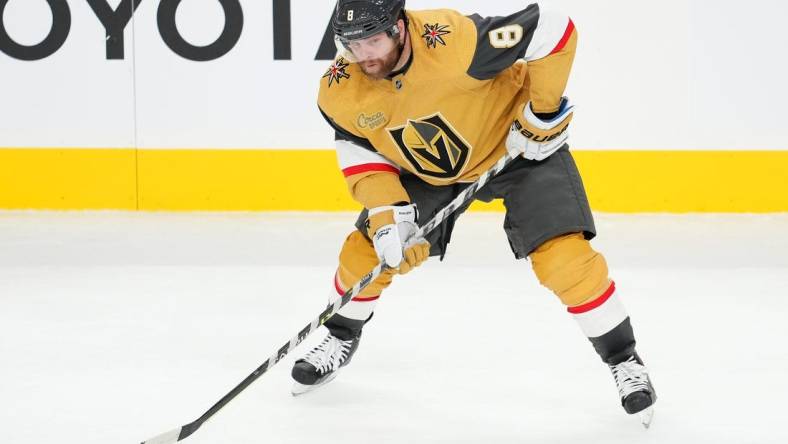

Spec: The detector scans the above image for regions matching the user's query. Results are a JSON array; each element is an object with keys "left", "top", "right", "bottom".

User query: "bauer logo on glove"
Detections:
[
  {"left": 506, "top": 96, "right": 574, "bottom": 162},
  {"left": 511, "top": 118, "right": 569, "bottom": 143}
]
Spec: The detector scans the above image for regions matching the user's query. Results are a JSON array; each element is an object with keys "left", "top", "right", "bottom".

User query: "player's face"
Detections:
[{"left": 346, "top": 32, "right": 402, "bottom": 80}]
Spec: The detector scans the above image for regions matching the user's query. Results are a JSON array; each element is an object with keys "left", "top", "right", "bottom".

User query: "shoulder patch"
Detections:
[
  {"left": 421, "top": 23, "right": 451, "bottom": 49},
  {"left": 322, "top": 57, "right": 351, "bottom": 87}
]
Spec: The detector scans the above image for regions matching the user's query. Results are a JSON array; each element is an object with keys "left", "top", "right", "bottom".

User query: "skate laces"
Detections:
[
  {"left": 302, "top": 334, "right": 353, "bottom": 375},
  {"left": 610, "top": 356, "right": 650, "bottom": 399}
]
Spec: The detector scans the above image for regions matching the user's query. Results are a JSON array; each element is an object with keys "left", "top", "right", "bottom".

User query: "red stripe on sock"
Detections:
[
  {"left": 334, "top": 273, "right": 379, "bottom": 302},
  {"left": 567, "top": 281, "right": 616, "bottom": 314},
  {"left": 333, "top": 273, "right": 344, "bottom": 295},
  {"left": 351, "top": 295, "right": 380, "bottom": 302},
  {"left": 549, "top": 19, "right": 575, "bottom": 55}
]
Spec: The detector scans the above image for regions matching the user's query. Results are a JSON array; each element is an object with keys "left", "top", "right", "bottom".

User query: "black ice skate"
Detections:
[
  {"left": 608, "top": 352, "right": 657, "bottom": 428},
  {"left": 291, "top": 315, "right": 364, "bottom": 396}
]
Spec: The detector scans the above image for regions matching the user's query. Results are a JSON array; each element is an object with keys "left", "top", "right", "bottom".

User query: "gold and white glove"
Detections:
[
  {"left": 506, "top": 97, "right": 574, "bottom": 161},
  {"left": 366, "top": 204, "right": 430, "bottom": 274}
]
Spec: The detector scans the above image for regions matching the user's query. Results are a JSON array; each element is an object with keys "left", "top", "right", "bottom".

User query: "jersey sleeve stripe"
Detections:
[
  {"left": 342, "top": 163, "right": 400, "bottom": 177},
  {"left": 524, "top": 10, "right": 572, "bottom": 61},
  {"left": 548, "top": 19, "right": 575, "bottom": 55},
  {"left": 336, "top": 139, "right": 398, "bottom": 169}
]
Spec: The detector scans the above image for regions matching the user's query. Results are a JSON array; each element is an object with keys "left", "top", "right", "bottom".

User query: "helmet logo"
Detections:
[{"left": 333, "top": 0, "right": 404, "bottom": 42}]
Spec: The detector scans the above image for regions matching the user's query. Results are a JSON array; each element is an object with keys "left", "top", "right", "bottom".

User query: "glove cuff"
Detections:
[{"left": 514, "top": 98, "right": 573, "bottom": 142}]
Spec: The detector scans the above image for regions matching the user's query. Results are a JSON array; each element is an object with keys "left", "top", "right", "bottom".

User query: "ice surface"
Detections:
[{"left": 1, "top": 211, "right": 787, "bottom": 444}]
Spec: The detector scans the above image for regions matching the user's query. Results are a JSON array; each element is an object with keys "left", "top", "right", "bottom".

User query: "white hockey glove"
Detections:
[
  {"left": 506, "top": 97, "right": 574, "bottom": 161},
  {"left": 366, "top": 204, "right": 430, "bottom": 274}
]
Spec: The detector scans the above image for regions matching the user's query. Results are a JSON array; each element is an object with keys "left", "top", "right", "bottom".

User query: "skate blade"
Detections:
[
  {"left": 638, "top": 407, "right": 655, "bottom": 429},
  {"left": 291, "top": 371, "right": 340, "bottom": 397}
]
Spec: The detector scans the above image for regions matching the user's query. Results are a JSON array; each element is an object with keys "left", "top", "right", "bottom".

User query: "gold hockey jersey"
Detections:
[{"left": 318, "top": 3, "right": 577, "bottom": 208}]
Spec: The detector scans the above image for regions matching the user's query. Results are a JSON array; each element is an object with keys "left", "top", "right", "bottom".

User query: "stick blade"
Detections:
[
  {"left": 141, "top": 427, "right": 182, "bottom": 444},
  {"left": 639, "top": 407, "right": 655, "bottom": 429}
]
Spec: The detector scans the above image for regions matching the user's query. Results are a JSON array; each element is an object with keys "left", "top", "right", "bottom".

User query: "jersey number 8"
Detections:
[{"left": 488, "top": 24, "right": 523, "bottom": 49}]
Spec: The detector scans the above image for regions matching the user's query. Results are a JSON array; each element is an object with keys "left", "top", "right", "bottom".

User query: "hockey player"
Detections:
[{"left": 292, "top": 0, "right": 656, "bottom": 425}]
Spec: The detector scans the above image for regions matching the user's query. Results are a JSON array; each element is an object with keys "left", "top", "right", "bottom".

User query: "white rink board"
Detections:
[
  {"left": 0, "top": 0, "right": 786, "bottom": 149},
  {"left": 0, "top": 0, "right": 137, "bottom": 148}
]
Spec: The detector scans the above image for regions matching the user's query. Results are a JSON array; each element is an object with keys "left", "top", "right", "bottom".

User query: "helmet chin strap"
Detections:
[
  {"left": 392, "top": 40, "right": 405, "bottom": 66},
  {"left": 388, "top": 30, "right": 409, "bottom": 72}
]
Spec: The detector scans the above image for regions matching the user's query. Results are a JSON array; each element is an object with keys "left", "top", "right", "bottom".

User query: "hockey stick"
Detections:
[{"left": 140, "top": 151, "right": 518, "bottom": 444}]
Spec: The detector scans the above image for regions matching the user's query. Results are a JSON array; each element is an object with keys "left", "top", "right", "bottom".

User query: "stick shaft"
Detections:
[{"left": 141, "top": 151, "right": 517, "bottom": 443}]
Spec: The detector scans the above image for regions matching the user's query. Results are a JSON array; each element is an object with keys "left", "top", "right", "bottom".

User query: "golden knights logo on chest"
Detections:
[{"left": 387, "top": 113, "right": 471, "bottom": 179}]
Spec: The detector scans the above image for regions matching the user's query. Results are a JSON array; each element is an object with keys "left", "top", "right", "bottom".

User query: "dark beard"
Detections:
[{"left": 359, "top": 40, "right": 404, "bottom": 80}]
